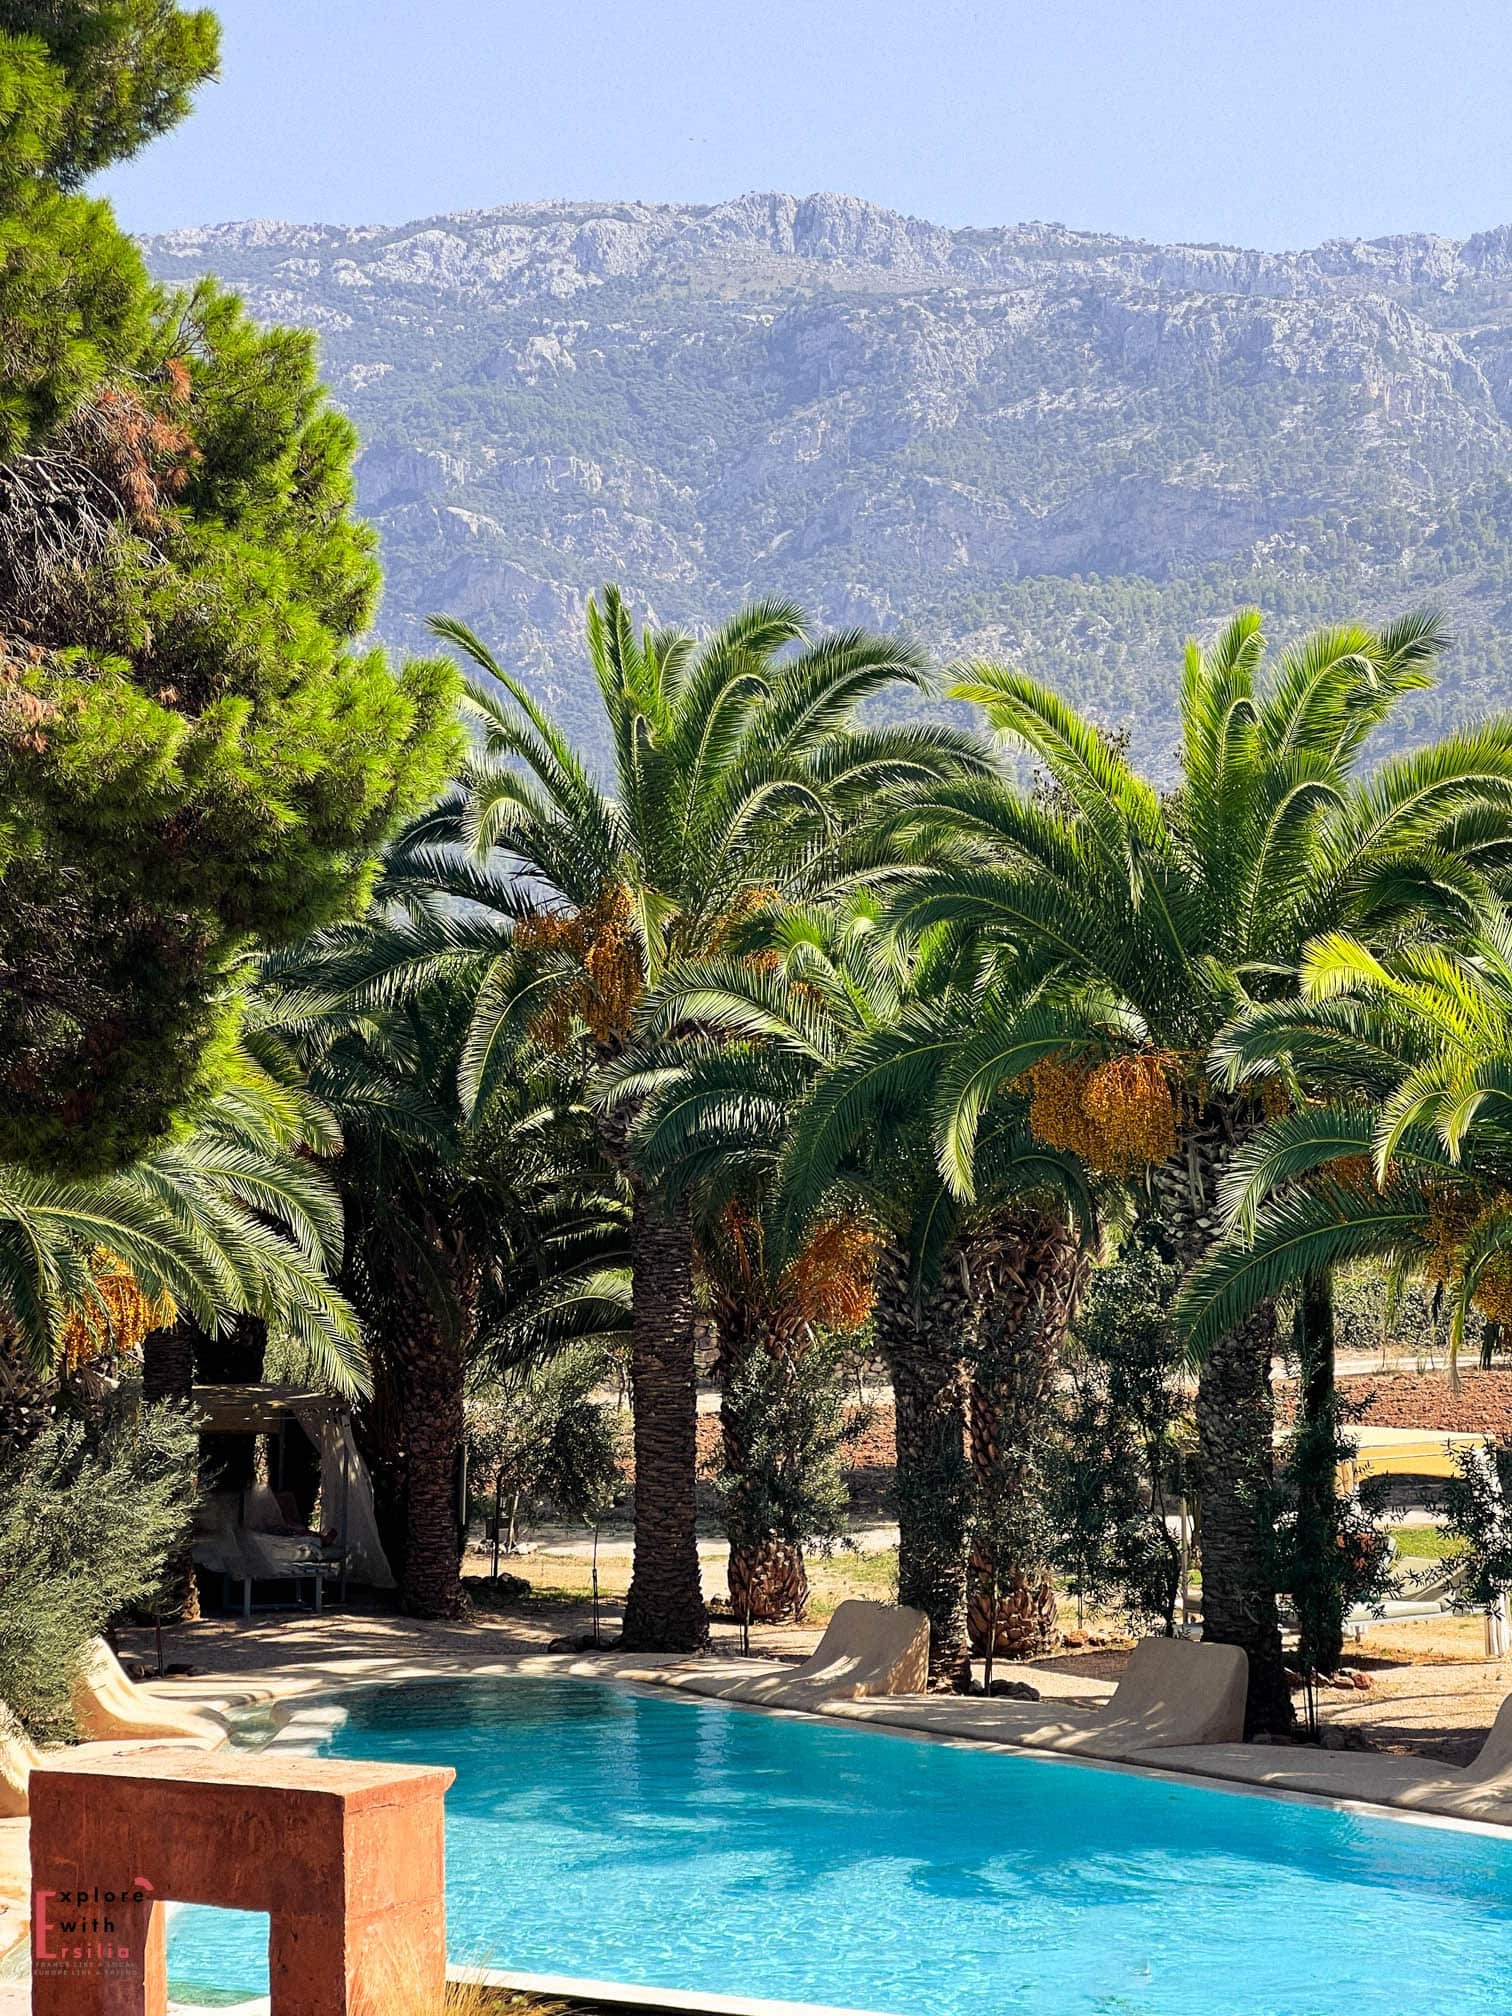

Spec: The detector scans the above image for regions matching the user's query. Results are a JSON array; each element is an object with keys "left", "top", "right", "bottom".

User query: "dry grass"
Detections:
[
  {"left": 359, "top": 1983, "right": 674, "bottom": 2015},
  {"left": 446, "top": 1991, "right": 597, "bottom": 2015},
  {"left": 353, "top": 1971, "right": 623, "bottom": 2014}
]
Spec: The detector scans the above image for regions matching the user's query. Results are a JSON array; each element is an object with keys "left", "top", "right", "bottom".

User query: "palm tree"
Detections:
[
  {"left": 961, "top": 1205, "right": 1093, "bottom": 1658},
  {"left": 328, "top": 587, "right": 984, "bottom": 1650},
  {"left": 0, "top": 1024, "right": 362, "bottom": 1616},
  {"left": 620, "top": 896, "right": 1092, "bottom": 1680},
  {"left": 694, "top": 1206, "right": 876, "bottom": 1624},
  {"left": 262, "top": 941, "right": 625, "bottom": 1619},
  {"left": 896, "top": 609, "right": 1512, "bottom": 1730},
  {"left": 774, "top": 1009, "right": 1093, "bottom": 1676},
  {"left": 1177, "top": 912, "right": 1512, "bottom": 1680},
  {"left": 1182, "top": 906, "right": 1512, "bottom": 1364},
  {"left": 0, "top": 1044, "right": 359, "bottom": 1389}
]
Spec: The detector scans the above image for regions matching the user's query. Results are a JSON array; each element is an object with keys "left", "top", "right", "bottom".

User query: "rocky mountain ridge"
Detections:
[{"left": 148, "top": 190, "right": 1512, "bottom": 299}]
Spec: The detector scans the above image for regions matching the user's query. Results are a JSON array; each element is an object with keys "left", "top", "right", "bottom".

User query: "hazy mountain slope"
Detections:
[{"left": 142, "top": 194, "right": 1512, "bottom": 772}]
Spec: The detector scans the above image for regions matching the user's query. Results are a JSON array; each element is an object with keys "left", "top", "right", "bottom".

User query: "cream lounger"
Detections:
[
  {"left": 828, "top": 1636, "right": 1249, "bottom": 1760},
  {"left": 69, "top": 1638, "right": 229, "bottom": 1748},
  {"left": 653, "top": 1600, "right": 931, "bottom": 1707},
  {"left": 0, "top": 1711, "right": 41, "bottom": 1819},
  {"left": 3, "top": 1648, "right": 225, "bottom": 1820},
  {"left": 1394, "top": 1694, "right": 1512, "bottom": 1820}
]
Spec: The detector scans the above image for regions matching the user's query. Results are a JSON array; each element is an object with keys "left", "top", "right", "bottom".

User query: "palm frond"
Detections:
[{"left": 1178, "top": 1179, "right": 1429, "bottom": 1360}]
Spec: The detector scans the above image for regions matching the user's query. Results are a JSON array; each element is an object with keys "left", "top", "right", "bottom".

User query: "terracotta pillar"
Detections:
[{"left": 30, "top": 1750, "right": 453, "bottom": 2016}]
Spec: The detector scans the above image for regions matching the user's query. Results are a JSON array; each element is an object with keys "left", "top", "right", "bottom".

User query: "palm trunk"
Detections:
[
  {"left": 1153, "top": 1123, "right": 1293, "bottom": 1737},
  {"left": 195, "top": 1312, "right": 266, "bottom": 1495},
  {"left": 1295, "top": 1269, "right": 1344, "bottom": 1678},
  {"left": 141, "top": 1319, "right": 200, "bottom": 1622},
  {"left": 876, "top": 1236, "right": 972, "bottom": 1689},
  {"left": 728, "top": 1537, "right": 810, "bottom": 1624},
  {"left": 966, "top": 1211, "right": 1087, "bottom": 1660},
  {"left": 348, "top": 1215, "right": 474, "bottom": 1620},
  {"left": 621, "top": 1182, "right": 710, "bottom": 1652},
  {"left": 141, "top": 1318, "right": 196, "bottom": 1406},
  {"left": 397, "top": 1297, "right": 467, "bottom": 1620},
  {"left": 1194, "top": 1303, "right": 1290, "bottom": 1730}
]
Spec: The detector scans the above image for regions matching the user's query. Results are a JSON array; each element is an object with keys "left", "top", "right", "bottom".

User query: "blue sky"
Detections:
[{"left": 98, "top": 0, "right": 1512, "bottom": 249}]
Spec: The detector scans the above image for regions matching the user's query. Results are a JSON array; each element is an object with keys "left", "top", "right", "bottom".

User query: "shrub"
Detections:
[
  {"left": 467, "top": 1347, "right": 624, "bottom": 1549},
  {"left": 0, "top": 1393, "right": 198, "bottom": 1739},
  {"left": 1440, "top": 1437, "right": 1512, "bottom": 1614},
  {"left": 1046, "top": 1236, "right": 1189, "bottom": 1634},
  {"left": 715, "top": 1333, "right": 858, "bottom": 1630},
  {"left": 1267, "top": 1373, "right": 1394, "bottom": 1733}
]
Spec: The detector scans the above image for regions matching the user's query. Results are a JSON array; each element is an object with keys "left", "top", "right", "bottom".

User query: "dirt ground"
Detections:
[{"left": 1279, "top": 1368, "right": 1512, "bottom": 1435}]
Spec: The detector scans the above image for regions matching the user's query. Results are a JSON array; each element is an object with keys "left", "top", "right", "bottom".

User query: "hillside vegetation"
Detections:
[{"left": 143, "top": 193, "right": 1512, "bottom": 771}]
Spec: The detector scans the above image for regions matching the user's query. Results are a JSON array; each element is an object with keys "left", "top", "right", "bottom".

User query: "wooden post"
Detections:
[{"left": 1178, "top": 1495, "right": 1191, "bottom": 1633}]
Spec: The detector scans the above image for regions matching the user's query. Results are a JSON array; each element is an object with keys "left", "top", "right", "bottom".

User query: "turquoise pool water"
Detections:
[{"left": 168, "top": 1677, "right": 1512, "bottom": 2015}]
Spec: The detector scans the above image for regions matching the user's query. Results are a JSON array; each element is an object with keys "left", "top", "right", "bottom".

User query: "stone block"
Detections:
[{"left": 29, "top": 1749, "right": 453, "bottom": 2015}]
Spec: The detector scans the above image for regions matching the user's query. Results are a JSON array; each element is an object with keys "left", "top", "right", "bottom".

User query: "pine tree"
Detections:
[
  {"left": 0, "top": 7, "right": 459, "bottom": 1173},
  {"left": 0, "top": 1, "right": 220, "bottom": 185}
]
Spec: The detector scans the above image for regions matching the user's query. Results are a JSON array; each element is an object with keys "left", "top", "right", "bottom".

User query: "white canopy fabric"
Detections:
[{"left": 311, "top": 1409, "right": 396, "bottom": 1590}]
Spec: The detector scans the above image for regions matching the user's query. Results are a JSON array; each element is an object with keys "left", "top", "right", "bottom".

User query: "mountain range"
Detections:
[{"left": 141, "top": 192, "right": 1512, "bottom": 773}]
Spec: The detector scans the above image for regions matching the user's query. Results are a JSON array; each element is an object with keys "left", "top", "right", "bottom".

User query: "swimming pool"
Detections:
[{"left": 168, "top": 1676, "right": 1512, "bottom": 2016}]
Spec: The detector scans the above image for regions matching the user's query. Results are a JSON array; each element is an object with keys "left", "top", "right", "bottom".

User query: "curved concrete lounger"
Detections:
[
  {"left": 1394, "top": 1697, "right": 1512, "bottom": 1819},
  {"left": 643, "top": 1600, "right": 931, "bottom": 1706},
  {"left": 826, "top": 1637, "right": 1249, "bottom": 1762},
  {"left": 2, "top": 1652, "right": 230, "bottom": 1822},
  {"left": 70, "top": 1638, "right": 230, "bottom": 1748},
  {"left": 0, "top": 1715, "right": 41, "bottom": 1820},
  {"left": 1149, "top": 1695, "right": 1512, "bottom": 1823}
]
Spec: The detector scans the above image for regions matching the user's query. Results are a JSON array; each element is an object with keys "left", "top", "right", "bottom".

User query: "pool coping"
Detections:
[{"left": 172, "top": 1659, "right": 1512, "bottom": 2016}]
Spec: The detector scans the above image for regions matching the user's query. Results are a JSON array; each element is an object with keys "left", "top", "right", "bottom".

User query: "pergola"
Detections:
[
  {"left": 193, "top": 1379, "right": 347, "bottom": 1447},
  {"left": 189, "top": 1384, "right": 394, "bottom": 1610}
]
